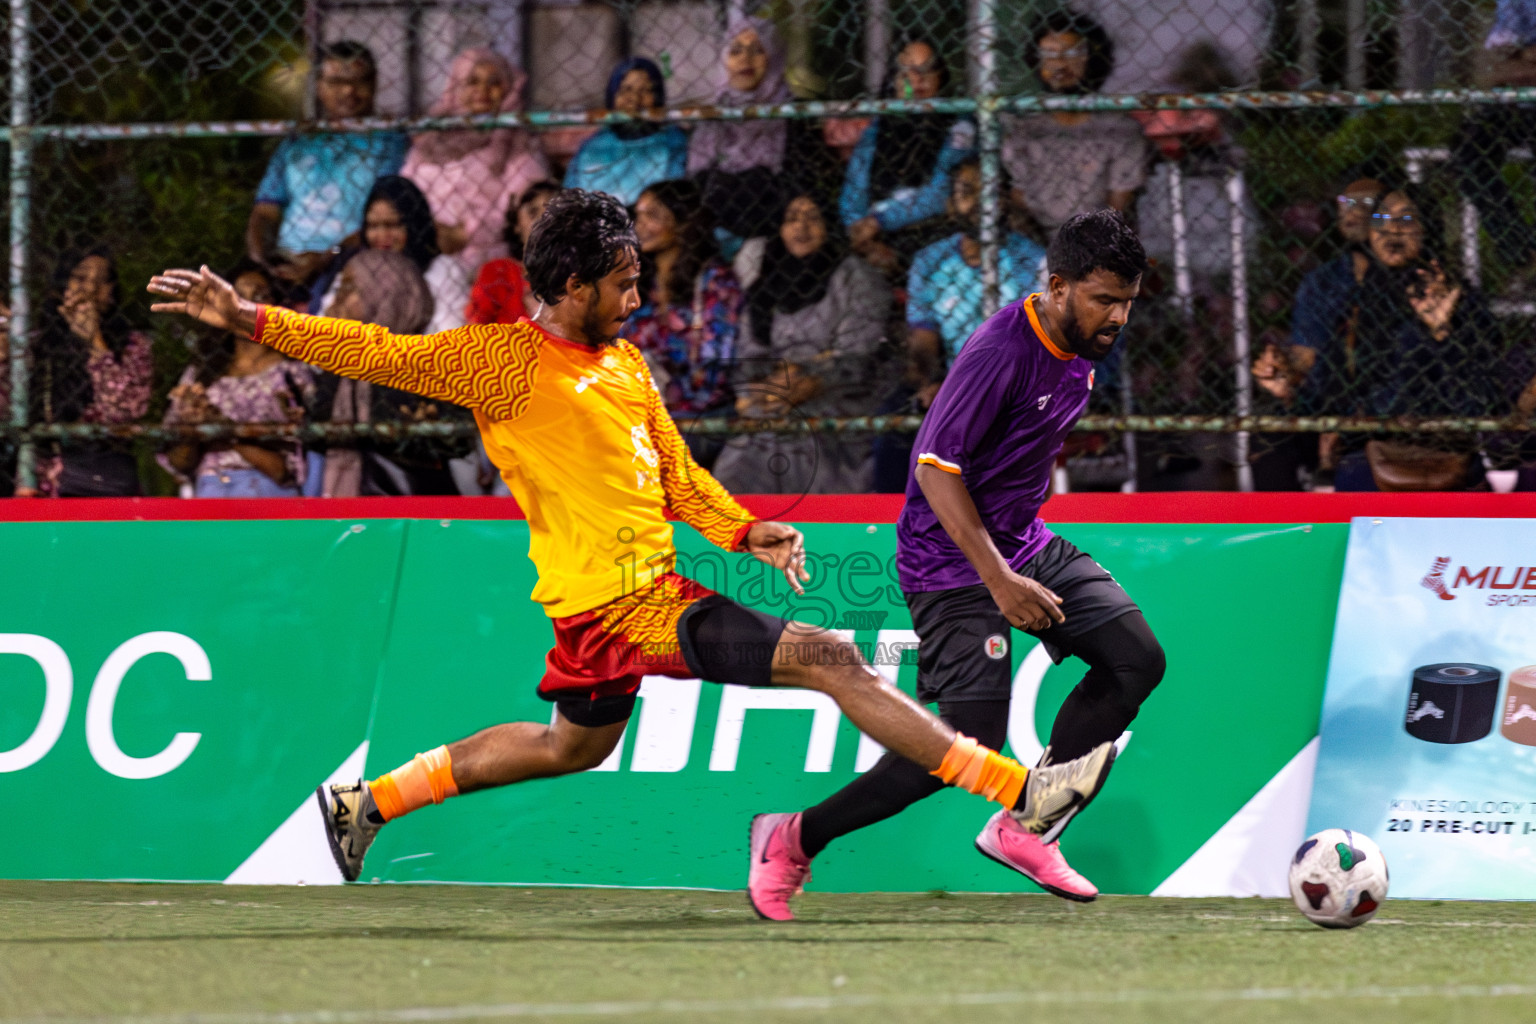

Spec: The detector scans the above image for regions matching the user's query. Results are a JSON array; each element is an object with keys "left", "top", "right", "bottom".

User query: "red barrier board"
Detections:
[{"left": 2, "top": 491, "right": 1536, "bottom": 523}]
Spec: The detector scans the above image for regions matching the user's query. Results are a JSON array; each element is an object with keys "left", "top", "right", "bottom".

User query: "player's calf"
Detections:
[{"left": 779, "top": 628, "right": 1115, "bottom": 830}]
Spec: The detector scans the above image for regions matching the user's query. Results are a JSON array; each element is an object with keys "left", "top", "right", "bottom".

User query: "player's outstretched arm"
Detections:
[
  {"left": 631, "top": 345, "right": 756, "bottom": 534},
  {"left": 623, "top": 343, "right": 809, "bottom": 593},
  {"left": 150, "top": 265, "right": 538, "bottom": 419},
  {"left": 149, "top": 266, "right": 258, "bottom": 338}
]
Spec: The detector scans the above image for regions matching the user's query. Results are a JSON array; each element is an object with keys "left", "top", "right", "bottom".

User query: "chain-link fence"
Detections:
[{"left": 5, "top": 0, "right": 1536, "bottom": 498}]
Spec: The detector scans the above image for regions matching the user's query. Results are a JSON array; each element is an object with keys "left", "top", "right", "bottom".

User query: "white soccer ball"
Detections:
[{"left": 1287, "top": 828, "right": 1389, "bottom": 928}]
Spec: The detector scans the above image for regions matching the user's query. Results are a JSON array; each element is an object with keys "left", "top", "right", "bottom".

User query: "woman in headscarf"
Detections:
[
  {"left": 160, "top": 261, "right": 315, "bottom": 497},
  {"left": 564, "top": 57, "right": 687, "bottom": 206},
  {"left": 310, "top": 175, "right": 472, "bottom": 335},
  {"left": 25, "top": 248, "right": 153, "bottom": 497},
  {"left": 712, "top": 190, "right": 892, "bottom": 494},
  {"left": 314, "top": 248, "right": 467, "bottom": 496},
  {"left": 688, "top": 15, "right": 833, "bottom": 241},
  {"left": 840, "top": 39, "right": 975, "bottom": 273},
  {"left": 402, "top": 47, "right": 549, "bottom": 272}
]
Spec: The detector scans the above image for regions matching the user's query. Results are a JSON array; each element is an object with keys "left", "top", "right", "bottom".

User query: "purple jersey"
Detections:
[{"left": 897, "top": 294, "right": 1094, "bottom": 592}]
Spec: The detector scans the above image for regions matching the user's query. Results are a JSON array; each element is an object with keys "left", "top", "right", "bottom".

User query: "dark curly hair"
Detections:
[
  {"left": 523, "top": 189, "right": 638, "bottom": 304},
  {"left": 1025, "top": 11, "right": 1115, "bottom": 94},
  {"left": 1047, "top": 209, "right": 1148, "bottom": 284}
]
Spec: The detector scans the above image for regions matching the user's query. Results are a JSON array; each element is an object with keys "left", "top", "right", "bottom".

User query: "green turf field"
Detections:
[{"left": 2, "top": 882, "right": 1533, "bottom": 1024}]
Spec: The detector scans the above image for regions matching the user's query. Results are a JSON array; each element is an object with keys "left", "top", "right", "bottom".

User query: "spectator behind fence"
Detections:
[
  {"left": 688, "top": 15, "right": 828, "bottom": 241},
  {"left": 309, "top": 176, "right": 471, "bottom": 335},
  {"left": 0, "top": 301, "right": 10, "bottom": 496},
  {"left": 1254, "top": 176, "right": 1385, "bottom": 408},
  {"left": 402, "top": 47, "right": 550, "bottom": 274},
  {"left": 712, "top": 191, "right": 890, "bottom": 494},
  {"left": 871, "top": 159, "right": 1048, "bottom": 491},
  {"left": 1002, "top": 13, "right": 1144, "bottom": 237},
  {"left": 23, "top": 249, "right": 152, "bottom": 497},
  {"left": 1305, "top": 188, "right": 1498, "bottom": 491},
  {"left": 1133, "top": 41, "right": 1256, "bottom": 279},
  {"left": 248, "top": 41, "right": 407, "bottom": 286},
  {"left": 841, "top": 39, "right": 976, "bottom": 274},
  {"left": 1452, "top": 1, "right": 1536, "bottom": 281},
  {"left": 906, "top": 159, "right": 1049, "bottom": 393},
  {"left": 160, "top": 262, "right": 315, "bottom": 498},
  {"left": 313, "top": 248, "right": 466, "bottom": 497},
  {"left": 1248, "top": 175, "right": 1383, "bottom": 490},
  {"left": 466, "top": 179, "right": 562, "bottom": 326},
  {"left": 626, "top": 180, "right": 742, "bottom": 424},
  {"left": 565, "top": 58, "right": 688, "bottom": 206}
]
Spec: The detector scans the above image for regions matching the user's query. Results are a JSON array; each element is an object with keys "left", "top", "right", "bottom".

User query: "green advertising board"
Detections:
[{"left": 0, "top": 517, "right": 1346, "bottom": 893}]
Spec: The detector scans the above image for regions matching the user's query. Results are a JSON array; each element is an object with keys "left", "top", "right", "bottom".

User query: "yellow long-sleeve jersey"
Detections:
[{"left": 254, "top": 307, "right": 755, "bottom": 616}]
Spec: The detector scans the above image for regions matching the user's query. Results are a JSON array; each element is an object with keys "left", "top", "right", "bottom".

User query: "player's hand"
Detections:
[
  {"left": 985, "top": 569, "right": 1064, "bottom": 632},
  {"left": 148, "top": 266, "right": 260, "bottom": 339},
  {"left": 745, "top": 521, "right": 809, "bottom": 596}
]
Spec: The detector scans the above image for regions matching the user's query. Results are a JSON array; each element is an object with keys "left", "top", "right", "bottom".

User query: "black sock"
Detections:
[
  {"left": 798, "top": 700, "right": 1009, "bottom": 860},
  {"left": 1044, "top": 611, "right": 1166, "bottom": 763}
]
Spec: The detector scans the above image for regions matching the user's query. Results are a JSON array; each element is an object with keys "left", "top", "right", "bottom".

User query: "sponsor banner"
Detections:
[
  {"left": 1307, "top": 518, "right": 1536, "bottom": 899},
  {"left": 1, "top": 519, "right": 1343, "bottom": 893}
]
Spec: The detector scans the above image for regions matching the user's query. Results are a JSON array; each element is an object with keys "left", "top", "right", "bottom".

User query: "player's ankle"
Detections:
[
  {"left": 929, "top": 734, "right": 1028, "bottom": 808},
  {"left": 370, "top": 746, "right": 459, "bottom": 821}
]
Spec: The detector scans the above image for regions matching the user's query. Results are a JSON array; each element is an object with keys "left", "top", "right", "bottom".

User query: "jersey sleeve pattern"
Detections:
[
  {"left": 255, "top": 305, "right": 541, "bottom": 421},
  {"left": 623, "top": 341, "right": 754, "bottom": 551}
]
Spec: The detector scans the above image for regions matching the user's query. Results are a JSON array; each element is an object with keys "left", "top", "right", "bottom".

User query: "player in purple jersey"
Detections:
[{"left": 748, "top": 210, "right": 1163, "bottom": 917}]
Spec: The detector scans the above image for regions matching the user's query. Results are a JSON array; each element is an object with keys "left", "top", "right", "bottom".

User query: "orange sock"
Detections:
[
  {"left": 369, "top": 745, "right": 459, "bottom": 821},
  {"left": 930, "top": 733, "right": 1028, "bottom": 808}
]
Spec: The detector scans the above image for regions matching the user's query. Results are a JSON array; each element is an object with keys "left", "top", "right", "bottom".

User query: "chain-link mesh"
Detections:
[{"left": 6, "top": 0, "right": 1536, "bottom": 498}]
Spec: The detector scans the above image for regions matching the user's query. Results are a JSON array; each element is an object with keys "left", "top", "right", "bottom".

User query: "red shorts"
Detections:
[
  {"left": 539, "top": 573, "right": 712, "bottom": 702},
  {"left": 539, "top": 572, "right": 788, "bottom": 725}
]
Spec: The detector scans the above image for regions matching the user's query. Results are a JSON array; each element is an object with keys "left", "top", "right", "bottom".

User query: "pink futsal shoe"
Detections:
[
  {"left": 748, "top": 812, "right": 812, "bottom": 921},
  {"left": 975, "top": 809, "right": 1098, "bottom": 902}
]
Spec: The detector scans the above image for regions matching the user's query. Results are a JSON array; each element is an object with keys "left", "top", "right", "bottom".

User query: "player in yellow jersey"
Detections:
[{"left": 148, "top": 189, "right": 1115, "bottom": 917}]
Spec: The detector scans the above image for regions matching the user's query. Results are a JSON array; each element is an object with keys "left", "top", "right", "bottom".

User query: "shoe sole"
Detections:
[
  {"left": 973, "top": 833, "right": 1097, "bottom": 903},
  {"left": 314, "top": 786, "right": 359, "bottom": 883},
  {"left": 1039, "top": 744, "right": 1118, "bottom": 845}
]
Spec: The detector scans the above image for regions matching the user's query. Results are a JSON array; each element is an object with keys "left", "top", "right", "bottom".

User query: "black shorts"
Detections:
[
  {"left": 904, "top": 534, "right": 1139, "bottom": 705},
  {"left": 554, "top": 592, "right": 790, "bottom": 727}
]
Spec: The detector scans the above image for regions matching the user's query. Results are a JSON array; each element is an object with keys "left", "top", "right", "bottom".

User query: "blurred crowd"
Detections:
[{"left": 8, "top": 3, "right": 1536, "bottom": 499}]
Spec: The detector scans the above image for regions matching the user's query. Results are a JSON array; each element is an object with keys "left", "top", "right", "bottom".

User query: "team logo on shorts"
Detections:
[{"left": 984, "top": 634, "right": 1008, "bottom": 660}]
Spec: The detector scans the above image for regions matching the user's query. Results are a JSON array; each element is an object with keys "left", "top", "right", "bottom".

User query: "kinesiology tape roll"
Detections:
[
  {"left": 1405, "top": 663, "right": 1500, "bottom": 744},
  {"left": 1501, "top": 665, "right": 1536, "bottom": 747}
]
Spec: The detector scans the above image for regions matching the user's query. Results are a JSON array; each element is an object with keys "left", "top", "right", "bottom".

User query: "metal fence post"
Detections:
[
  {"left": 1228, "top": 170, "right": 1253, "bottom": 492},
  {"left": 9, "top": 0, "right": 32, "bottom": 492},
  {"left": 973, "top": 0, "right": 1001, "bottom": 317},
  {"left": 1168, "top": 161, "right": 1194, "bottom": 330},
  {"left": 863, "top": 0, "right": 890, "bottom": 97}
]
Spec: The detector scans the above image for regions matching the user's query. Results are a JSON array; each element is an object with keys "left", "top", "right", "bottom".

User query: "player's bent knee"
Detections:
[{"left": 1118, "top": 632, "right": 1166, "bottom": 707}]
